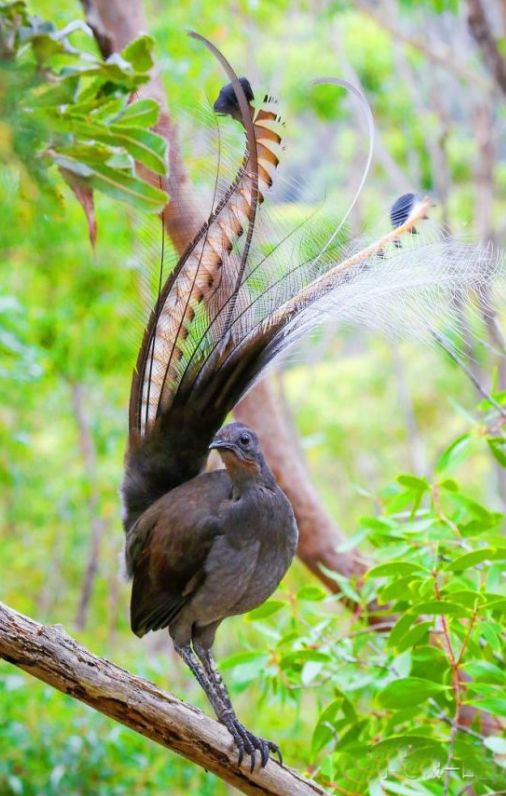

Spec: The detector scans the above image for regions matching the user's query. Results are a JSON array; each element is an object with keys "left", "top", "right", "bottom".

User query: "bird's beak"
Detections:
[{"left": 209, "top": 438, "right": 232, "bottom": 451}]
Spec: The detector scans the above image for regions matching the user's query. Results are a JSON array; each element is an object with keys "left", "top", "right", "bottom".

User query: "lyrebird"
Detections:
[{"left": 121, "top": 33, "right": 503, "bottom": 769}]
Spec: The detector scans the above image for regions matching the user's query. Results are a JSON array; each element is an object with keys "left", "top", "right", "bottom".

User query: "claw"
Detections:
[
  {"left": 221, "top": 715, "right": 282, "bottom": 770},
  {"left": 260, "top": 739, "right": 269, "bottom": 768},
  {"left": 268, "top": 740, "right": 283, "bottom": 766},
  {"left": 237, "top": 739, "right": 244, "bottom": 767}
]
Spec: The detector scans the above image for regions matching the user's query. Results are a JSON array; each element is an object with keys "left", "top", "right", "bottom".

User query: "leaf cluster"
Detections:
[{"left": 0, "top": 1, "right": 167, "bottom": 223}]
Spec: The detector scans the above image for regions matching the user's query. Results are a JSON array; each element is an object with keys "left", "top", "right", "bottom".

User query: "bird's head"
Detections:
[
  {"left": 209, "top": 422, "right": 274, "bottom": 489},
  {"left": 210, "top": 422, "right": 260, "bottom": 463},
  {"left": 213, "top": 77, "right": 254, "bottom": 123}
]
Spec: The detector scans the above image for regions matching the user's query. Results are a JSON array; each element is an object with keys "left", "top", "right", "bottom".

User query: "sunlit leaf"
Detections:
[{"left": 377, "top": 678, "right": 447, "bottom": 709}]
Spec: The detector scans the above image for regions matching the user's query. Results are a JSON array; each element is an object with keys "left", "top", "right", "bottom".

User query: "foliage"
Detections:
[
  {"left": 0, "top": 673, "right": 225, "bottom": 796},
  {"left": 1, "top": 1, "right": 506, "bottom": 796},
  {"left": 0, "top": 0, "right": 167, "bottom": 244}
]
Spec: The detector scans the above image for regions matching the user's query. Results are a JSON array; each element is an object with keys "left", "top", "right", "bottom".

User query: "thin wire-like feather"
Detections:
[
  {"left": 174, "top": 78, "right": 376, "bottom": 403},
  {"left": 124, "top": 42, "right": 506, "bottom": 538}
]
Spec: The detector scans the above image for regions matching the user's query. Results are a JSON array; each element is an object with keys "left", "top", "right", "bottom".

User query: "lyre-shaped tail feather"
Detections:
[
  {"left": 123, "top": 34, "right": 506, "bottom": 536},
  {"left": 129, "top": 74, "right": 282, "bottom": 439},
  {"left": 183, "top": 203, "right": 504, "bottom": 429},
  {"left": 123, "top": 35, "right": 285, "bottom": 529}
]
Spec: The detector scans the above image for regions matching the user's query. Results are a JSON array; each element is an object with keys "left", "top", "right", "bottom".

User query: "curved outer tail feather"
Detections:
[{"left": 122, "top": 34, "right": 505, "bottom": 535}]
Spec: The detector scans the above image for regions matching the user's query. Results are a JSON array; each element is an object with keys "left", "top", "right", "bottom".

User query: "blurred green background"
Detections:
[{"left": 1, "top": 0, "right": 506, "bottom": 794}]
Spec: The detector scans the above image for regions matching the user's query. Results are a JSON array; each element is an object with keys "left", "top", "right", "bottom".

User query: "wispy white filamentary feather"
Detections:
[{"left": 128, "top": 39, "right": 506, "bottom": 445}]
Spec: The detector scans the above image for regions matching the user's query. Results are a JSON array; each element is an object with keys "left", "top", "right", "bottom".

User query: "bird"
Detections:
[
  {"left": 125, "top": 421, "right": 297, "bottom": 767},
  {"left": 122, "top": 61, "right": 292, "bottom": 770},
  {"left": 121, "top": 34, "right": 503, "bottom": 770}
]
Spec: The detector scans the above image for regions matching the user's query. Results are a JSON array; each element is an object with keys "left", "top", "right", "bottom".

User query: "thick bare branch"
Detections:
[{"left": 0, "top": 602, "right": 327, "bottom": 796}]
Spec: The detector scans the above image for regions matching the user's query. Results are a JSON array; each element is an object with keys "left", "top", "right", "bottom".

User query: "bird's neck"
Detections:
[{"left": 222, "top": 453, "right": 277, "bottom": 497}]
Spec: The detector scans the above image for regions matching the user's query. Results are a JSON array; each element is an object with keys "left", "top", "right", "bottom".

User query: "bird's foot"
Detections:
[{"left": 220, "top": 713, "right": 282, "bottom": 771}]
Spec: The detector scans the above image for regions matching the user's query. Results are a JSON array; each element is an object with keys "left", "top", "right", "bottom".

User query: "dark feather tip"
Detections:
[
  {"left": 390, "top": 192, "right": 416, "bottom": 229},
  {"left": 213, "top": 77, "right": 254, "bottom": 119}
]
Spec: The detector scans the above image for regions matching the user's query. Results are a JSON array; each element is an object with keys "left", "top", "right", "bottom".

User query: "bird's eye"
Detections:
[{"left": 239, "top": 433, "right": 251, "bottom": 447}]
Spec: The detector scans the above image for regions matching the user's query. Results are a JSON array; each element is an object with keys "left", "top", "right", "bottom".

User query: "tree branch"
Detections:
[
  {"left": 468, "top": 0, "right": 506, "bottom": 97},
  {"left": 0, "top": 602, "right": 327, "bottom": 796}
]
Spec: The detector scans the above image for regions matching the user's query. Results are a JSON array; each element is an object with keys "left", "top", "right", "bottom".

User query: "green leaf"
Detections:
[
  {"left": 479, "top": 621, "right": 503, "bottom": 653},
  {"left": 379, "top": 574, "right": 424, "bottom": 602},
  {"left": 297, "top": 585, "right": 327, "bottom": 601},
  {"left": 377, "top": 677, "right": 447, "bottom": 709},
  {"left": 397, "top": 474, "right": 429, "bottom": 490},
  {"left": 245, "top": 599, "right": 285, "bottom": 621},
  {"left": 464, "top": 660, "right": 506, "bottom": 684},
  {"left": 68, "top": 120, "right": 167, "bottom": 175},
  {"left": 396, "top": 620, "right": 434, "bottom": 653},
  {"left": 319, "top": 565, "right": 361, "bottom": 601},
  {"left": 88, "top": 161, "right": 167, "bottom": 211},
  {"left": 107, "top": 125, "right": 167, "bottom": 174},
  {"left": 440, "top": 478, "right": 459, "bottom": 491},
  {"left": 387, "top": 613, "right": 417, "bottom": 648},
  {"left": 311, "top": 720, "right": 335, "bottom": 755},
  {"left": 465, "top": 698, "right": 506, "bottom": 718},
  {"left": 30, "top": 75, "right": 79, "bottom": 107},
  {"left": 367, "top": 562, "right": 428, "bottom": 579},
  {"left": 436, "top": 433, "right": 472, "bottom": 473},
  {"left": 280, "top": 649, "right": 331, "bottom": 667},
  {"left": 487, "top": 438, "right": 506, "bottom": 468},
  {"left": 311, "top": 698, "right": 342, "bottom": 754},
  {"left": 118, "top": 98, "right": 160, "bottom": 127},
  {"left": 445, "top": 547, "right": 506, "bottom": 571},
  {"left": 409, "top": 600, "right": 469, "bottom": 616},
  {"left": 218, "top": 651, "right": 268, "bottom": 671},
  {"left": 121, "top": 34, "right": 154, "bottom": 72},
  {"left": 486, "top": 598, "right": 506, "bottom": 613},
  {"left": 445, "top": 589, "right": 484, "bottom": 608}
]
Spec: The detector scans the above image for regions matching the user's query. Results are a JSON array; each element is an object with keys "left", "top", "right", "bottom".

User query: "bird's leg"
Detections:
[
  {"left": 173, "top": 643, "right": 225, "bottom": 717},
  {"left": 193, "top": 641, "right": 282, "bottom": 770},
  {"left": 174, "top": 642, "right": 257, "bottom": 767}
]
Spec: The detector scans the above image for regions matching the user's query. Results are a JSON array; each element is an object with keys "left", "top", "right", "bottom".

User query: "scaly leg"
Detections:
[
  {"left": 193, "top": 641, "right": 282, "bottom": 770},
  {"left": 174, "top": 642, "right": 257, "bottom": 767}
]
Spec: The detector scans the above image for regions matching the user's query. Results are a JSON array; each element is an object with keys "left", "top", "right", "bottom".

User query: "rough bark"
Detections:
[
  {"left": 0, "top": 602, "right": 327, "bottom": 796},
  {"left": 80, "top": 0, "right": 372, "bottom": 598}
]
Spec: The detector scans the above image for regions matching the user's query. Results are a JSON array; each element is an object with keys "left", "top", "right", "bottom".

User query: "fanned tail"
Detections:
[{"left": 122, "top": 34, "right": 506, "bottom": 535}]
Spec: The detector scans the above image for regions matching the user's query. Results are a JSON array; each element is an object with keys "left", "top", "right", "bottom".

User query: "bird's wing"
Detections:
[{"left": 128, "top": 470, "right": 231, "bottom": 637}]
